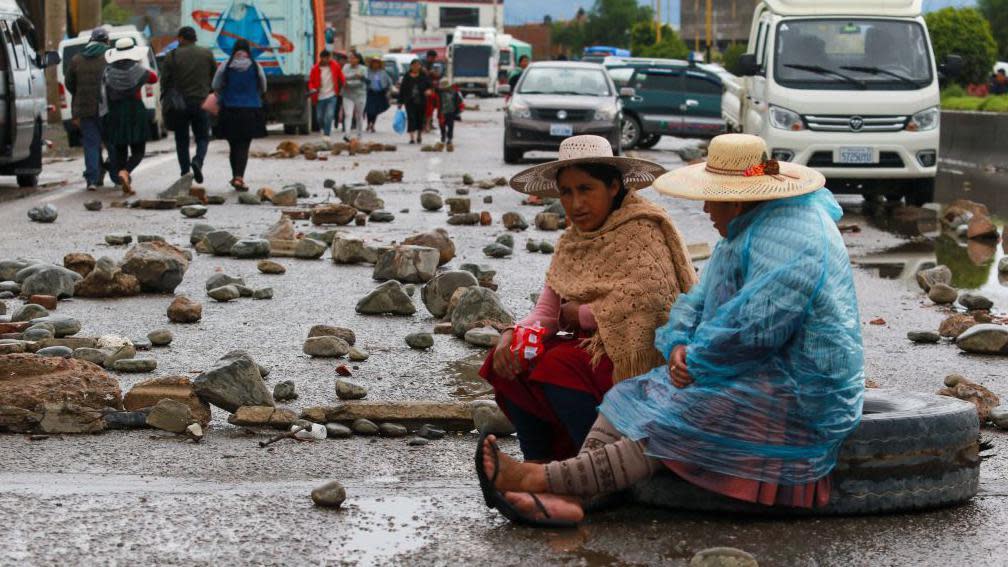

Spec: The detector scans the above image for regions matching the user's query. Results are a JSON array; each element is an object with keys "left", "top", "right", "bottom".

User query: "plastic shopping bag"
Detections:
[{"left": 393, "top": 108, "right": 407, "bottom": 134}]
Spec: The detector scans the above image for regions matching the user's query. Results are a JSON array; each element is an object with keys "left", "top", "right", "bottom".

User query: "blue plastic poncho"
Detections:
[{"left": 600, "top": 189, "right": 864, "bottom": 485}]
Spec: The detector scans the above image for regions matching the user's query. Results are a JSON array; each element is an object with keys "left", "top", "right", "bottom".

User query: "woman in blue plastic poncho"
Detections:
[{"left": 476, "top": 134, "right": 865, "bottom": 527}]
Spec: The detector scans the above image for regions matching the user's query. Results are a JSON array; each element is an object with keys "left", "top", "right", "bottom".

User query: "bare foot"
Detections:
[
  {"left": 483, "top": 435, "right": 548, "bottom": 493},
  {"left": 505, "top": 492, "right": 584, "bottom": 523}
]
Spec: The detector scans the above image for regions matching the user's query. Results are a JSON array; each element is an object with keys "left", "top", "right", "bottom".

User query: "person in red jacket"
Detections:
[{"left": 308, "top": 51, "right": 346, "bottom": 139}]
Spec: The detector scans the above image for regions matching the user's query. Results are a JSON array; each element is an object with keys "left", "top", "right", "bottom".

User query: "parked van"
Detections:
[
  {"left": 449, "top": 27, "right": 499, "bottom": 96},
  {"left": 604, "top": 57, "right": 725, "bottom": 149},
  {"left": 723, "top": 0, "right": 961, "bottom": 205},
  {"left": 58, "top": 25, "right": 164, "bottom": 147},
  {"left": 0, "top": 1, "right": 60, "bottom": 187}
]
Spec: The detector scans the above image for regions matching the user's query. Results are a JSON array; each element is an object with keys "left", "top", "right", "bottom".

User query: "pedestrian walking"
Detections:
[
  {"left": 307, "top": 50, "right": 345, "bottom": 140},
  {"left": 364, "top": 56, "right": 392, "bottom": 133},
  {"left": 324, "top": 23, "right": 337, "bottom": 52},
  {"left": 160, "top": 26, "right": 216, "bottom": 184},
  {"left": 398, "top": 59, "right": 432, "bottom": 144},
  {"left": 436, "top": 78, "right": 463, "bottom": 150},
  {"left": 424, "top": 67, "right": 442, "bottom": 134},
  {"left": 341, "top": 51, "right": 367, "bottom": 140},
  {"left": 65, "top": 27, "right": 110, "bottom": 191},
  {"left": 101, "top": 37, "right": 158, "bottom": 195},
  {"left": 422, "top": 49, "right": 438, "bottom": 74},
  {"left": 212, "top": 39, "right": 267, "bottom": 192},
  {"left": 508, "top": 55, "right": 530, "bottom": 94}
]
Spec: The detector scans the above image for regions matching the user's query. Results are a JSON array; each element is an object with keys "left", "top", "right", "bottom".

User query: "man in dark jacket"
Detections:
[
  {"left": 65, "top": 28, "right": 110, "bottom": 190},
  {"left": 161, "top": 26, "right": 216, "bottom": 183}
]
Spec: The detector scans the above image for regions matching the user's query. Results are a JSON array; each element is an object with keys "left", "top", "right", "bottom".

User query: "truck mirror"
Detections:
[
  {"left": 737, "top": 53, "right": 759, "bottom": 76},
  {"left": 940, "top": 54, "right": 963, "bottom": 79},
  {"left": 42, "top": 51, "right": 60, "bottom": 68},
  {"left": 498, "top": 83, "right": 511, "bottom": 95},
  {"left": 619, "top": 87, "right": 635, "bottom": 97}
]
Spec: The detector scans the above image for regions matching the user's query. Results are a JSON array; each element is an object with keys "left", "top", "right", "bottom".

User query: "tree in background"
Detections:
[
  {"left": 721, "top": 43, "right": 747, "bottom": 75},
  {"left": 102, "top": 0, "right": 132, "bottom": 26},
  {"left": 925, "top": 7, "right": 998, "bottom": 85},
  {"left": 978, "top": 0, "right": 1008, "bottom": 61},
  {"left": 630, "top": 22, "right": 689, "bottom": 59},
  {"left": 552, "top": 0, "right": 654, "bottom": 55}
]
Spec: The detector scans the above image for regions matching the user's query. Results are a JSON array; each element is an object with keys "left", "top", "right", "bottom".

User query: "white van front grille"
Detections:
[{"left": 803, "top": 115, "right": 908, "bottom": 132}]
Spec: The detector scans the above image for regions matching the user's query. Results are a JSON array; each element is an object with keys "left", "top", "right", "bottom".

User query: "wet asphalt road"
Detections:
[{"left": 0, "top": 99, "right": 1005, "bottom": 566}]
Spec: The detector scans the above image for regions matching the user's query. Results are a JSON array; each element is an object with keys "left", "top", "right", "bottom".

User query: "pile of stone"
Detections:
[
  {"left": 941, "top": 199, "right": 1002, "bottom": 241},
  {"left": 909, "top": 264, "right": 1007, "bottom": 355},
  {"left": 257, "top": 139, "right": 397, "bottom": 160},
  {"left": 418, "top": 268, "right": 513, "bottom": 346},
  {"left": 938, "top": 373, "right": 1003, "bottom": 428},
  {"left": 483, "top": 234, "right": 514, "bottom": 258},
  {"left": 205, "top": 273, "right": 273, "bottom": 302},
  {"left": 303, "top": 324, "right": 357, "bottom": 359}
]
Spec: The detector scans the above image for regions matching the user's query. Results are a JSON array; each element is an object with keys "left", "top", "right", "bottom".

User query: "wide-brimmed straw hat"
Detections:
[
  {"left": 654, "top": 133, "right": 824, "bottom": 202},
  {"left": 105, "top": 37, "right": 145, "bottom": 64},
  {"left": 509, "top": 135, "right": 667, "bottom": 197}
]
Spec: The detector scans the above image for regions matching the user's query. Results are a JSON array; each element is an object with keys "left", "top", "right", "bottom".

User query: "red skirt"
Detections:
[{"left": 479, "top": 335, "right": 614, "bottom": 459}]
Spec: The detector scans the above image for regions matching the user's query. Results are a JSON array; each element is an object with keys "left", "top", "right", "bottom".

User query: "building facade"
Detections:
[
  {"left": 347, "top": 0, "right": 504, "bottom": 54},
  {"left": 679, "top": 0, "right": 759, "bottom": 51}
]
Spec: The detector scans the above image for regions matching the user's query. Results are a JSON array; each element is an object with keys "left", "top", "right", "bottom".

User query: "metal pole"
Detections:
[
  {"left": 44, "top": 0, "right": 65, "bottom": 125},
  {"left": 705, "top": 0, "right": 712, "bottom": 62},
  {"left": 656, "top": 0, "right": 662, "bottom": 43}
]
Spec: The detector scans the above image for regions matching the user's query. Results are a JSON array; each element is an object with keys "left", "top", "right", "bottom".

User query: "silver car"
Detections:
[{"left": 503, "top": 61, "right": 622, "bottom": 164}]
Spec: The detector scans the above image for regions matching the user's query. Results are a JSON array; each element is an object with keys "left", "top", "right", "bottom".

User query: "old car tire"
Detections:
[
  {"left": 621, "top": 115, "right": 642, "bottom": 150},
  {"left": 637, "top": 134, "right": 661, "bottom": 149},
  {"left": 633, "top": 390, "right": 979, "bottom": 516}
]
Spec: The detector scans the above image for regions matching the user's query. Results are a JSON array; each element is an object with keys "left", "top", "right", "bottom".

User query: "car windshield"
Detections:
[
  {"left": 774, "top": 19, "right": 933, "bottom": 90},
  {"left": 518, "top": 67, "right": 611, "bottom": 96}
]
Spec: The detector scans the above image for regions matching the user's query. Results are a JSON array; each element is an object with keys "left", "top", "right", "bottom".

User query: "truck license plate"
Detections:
[
  {"left": 550, "top": 123, "right": 573, "bottom": 137},
  {"left": 836, "top": 147, "right": 876, "bottom": 164}
]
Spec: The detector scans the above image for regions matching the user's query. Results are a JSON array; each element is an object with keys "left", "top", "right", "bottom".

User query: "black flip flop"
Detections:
[
  {"left": 488, "top": 490, "right": 578, "bottom": 529},
  {"left": 475, "top": 430, "right": 498, "bottom": 508}
]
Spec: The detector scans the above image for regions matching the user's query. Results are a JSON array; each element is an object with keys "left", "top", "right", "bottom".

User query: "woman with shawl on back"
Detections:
[
  {"left": 212, "top": 39, "right": 267, "bottom": 192},
  {"left": 101, "top": 37, "right": 158, "bottom": 195},
  {"left": 478, "top": 135, "right": 698, "bottom": 464}
]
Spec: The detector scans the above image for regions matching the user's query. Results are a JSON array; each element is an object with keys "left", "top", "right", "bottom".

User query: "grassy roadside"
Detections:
[{"left": 941, "top": 85, "right": 1008, "bottom": 112}]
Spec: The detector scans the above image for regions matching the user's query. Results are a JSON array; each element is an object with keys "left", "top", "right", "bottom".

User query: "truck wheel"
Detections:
[
  {"left": 503, "top": 143, "right": 523, "bottom": 164},
  {"left": 16, "top": 174, "right": 37, "bottom": 188},
  {"left": 633, "top": 389, "right": 979, "bottom": 516},
  {"left": 283, "top": 124, "right": 297, "bottom": 135},
  {"left": 621, "top": 116, "right": 642, "bottom": 150},
  {"left": 906, "top": 178, "right": 935, "bottom": 207},
  {"left": 637, "top": 134, "right": 661, "bottom": 149}
]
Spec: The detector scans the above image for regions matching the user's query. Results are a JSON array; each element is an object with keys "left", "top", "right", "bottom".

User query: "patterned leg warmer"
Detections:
[{"left": 544, "top": 415, "right": 661, "bottom": 497}]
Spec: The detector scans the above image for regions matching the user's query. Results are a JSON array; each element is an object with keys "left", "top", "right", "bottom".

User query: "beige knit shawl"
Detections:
[{"left": 545, "top": 192, "right": 698, "bottom": 382}]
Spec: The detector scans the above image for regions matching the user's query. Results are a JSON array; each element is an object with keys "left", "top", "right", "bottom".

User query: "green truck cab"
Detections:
[{"left": 605, "top": 58, "right": 726, "bottom": 149}]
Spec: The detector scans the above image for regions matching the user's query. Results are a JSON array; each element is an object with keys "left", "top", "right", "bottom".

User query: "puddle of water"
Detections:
[
  {"left": 937, "top": 166, "right": 1008, "bottom": 219},
  {"left": 335, "top": 495, "right": 430, "bottom": 565},
  {"left": 443, "top": 352, "right": 494, "bottom": 401},
  {"left": 852, "top": 233, "right": 1007, "bottom": 313}
]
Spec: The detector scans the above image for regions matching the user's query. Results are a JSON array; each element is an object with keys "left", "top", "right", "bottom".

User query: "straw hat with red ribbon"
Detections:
[{"left": 654, "top": 133, "right": 825, "bottom": 202}]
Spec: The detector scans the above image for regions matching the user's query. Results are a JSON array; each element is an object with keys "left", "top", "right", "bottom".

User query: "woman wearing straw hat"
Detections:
[
  {"left": 101, "top": 37, "right": 158, "bottom": 195},
  {"left": 477, "top": 135, "right": 698, "bottom": 468},
  {"left": 477, "top": 133, "right": 864, "bottom": 527}
]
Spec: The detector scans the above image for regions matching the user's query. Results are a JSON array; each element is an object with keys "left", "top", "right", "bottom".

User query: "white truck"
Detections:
[
  {"left": 722, "top": 0, "right": 961, "bottom": 205},
  {"left": 449, "top": 26, "right": 499, "bottom": 97}
]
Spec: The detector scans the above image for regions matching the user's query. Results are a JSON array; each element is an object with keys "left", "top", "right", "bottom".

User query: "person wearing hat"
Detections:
[
  {"left": 476, "top": 134, "right": 865, "bottom": 526},
  {"left": 101, "top": 37, "right": 158, "bottom": 195},
  {"left": 477, "top": 135, "right": 698, "bottom": 471},
  {"left": 364, "top": 56, "right": 392, "bottom": 133},
  {"left": 65, "top": 27, "right": 111, "bottom": 191}
]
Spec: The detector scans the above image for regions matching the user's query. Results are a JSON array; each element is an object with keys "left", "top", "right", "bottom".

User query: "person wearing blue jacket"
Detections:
[
  {"left": 476, "top": 134, "right": 865, "bottom": 527},
  {"left": 211, "top": 39, "right": 266, "bottom": 191}
]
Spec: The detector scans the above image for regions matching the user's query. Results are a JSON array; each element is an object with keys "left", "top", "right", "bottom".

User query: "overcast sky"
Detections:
[{"left": 503, "top": 0, "right": 978, "bottom": 27}]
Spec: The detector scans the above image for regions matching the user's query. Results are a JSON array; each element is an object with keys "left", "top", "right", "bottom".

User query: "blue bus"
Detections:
[{"left": 583, "top": 46, "right": 631, "bottom": 62}]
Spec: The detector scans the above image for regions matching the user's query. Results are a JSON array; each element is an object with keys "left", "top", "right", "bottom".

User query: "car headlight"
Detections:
[
  {"left": 508, "top": 102, "right": 531, "bottom": 120},
  {"left": 594, "top": 106, "right": 618, "bottom": 121},
  {"left": 768, "top": 105, "right": 803, "bottom": 131},
  {"left": 906, "top": 106, "right": 939, "bottom": 132}
]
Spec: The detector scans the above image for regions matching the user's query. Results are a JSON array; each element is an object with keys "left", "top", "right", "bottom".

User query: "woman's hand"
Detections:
[
  {"left": 558, "top": 301, "right": 581, "bottom": 331},
  {"left": 492, "top": 329, "right": 522, "bottom": 380},
  {"left": 668, "top": 345, "right": 693, "bottom": 388}
]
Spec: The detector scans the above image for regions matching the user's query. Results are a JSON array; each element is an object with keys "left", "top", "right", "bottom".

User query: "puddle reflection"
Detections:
[{"left": 443, "top": 352, "right": 493, "bottom": 401}]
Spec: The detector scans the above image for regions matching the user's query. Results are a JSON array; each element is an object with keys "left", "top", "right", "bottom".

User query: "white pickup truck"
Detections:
[{"left": 721, "top": 0, "right": 961, "bottom": 205}]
